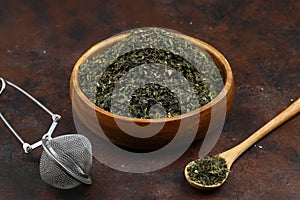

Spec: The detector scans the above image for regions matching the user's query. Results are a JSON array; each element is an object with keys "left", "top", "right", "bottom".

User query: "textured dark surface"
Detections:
[{"left": 0, "top": 0, "right": 299, "bottom": 199}]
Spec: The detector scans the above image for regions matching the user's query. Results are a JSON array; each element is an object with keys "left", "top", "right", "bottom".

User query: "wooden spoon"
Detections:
[{"left": 185, "top": 98, "right": 300, "bottom": 190}]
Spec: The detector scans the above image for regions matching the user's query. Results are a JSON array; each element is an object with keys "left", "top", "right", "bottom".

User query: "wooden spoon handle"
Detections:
[{"left": 221, "top": 98, "right": 300, "bottom": 167}]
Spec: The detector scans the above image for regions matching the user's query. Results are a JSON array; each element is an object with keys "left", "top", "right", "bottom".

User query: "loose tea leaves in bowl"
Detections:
[
  {"left": 71, "top": 27, "right": 234, "bottom": 150},
  {"left": 186, "top": 156, "right": 229, "bottom": 186},
  {"left": 78, "top": 28, "right": 224, "bottom": 119}
]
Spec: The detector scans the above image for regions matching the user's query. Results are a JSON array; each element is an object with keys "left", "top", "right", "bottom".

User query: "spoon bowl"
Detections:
[
  {"left": 184, "top": 159, "right": 229, "bottom": 190},
  {"left": 185, "top": 98, "right": 300, "bottom": 189}
]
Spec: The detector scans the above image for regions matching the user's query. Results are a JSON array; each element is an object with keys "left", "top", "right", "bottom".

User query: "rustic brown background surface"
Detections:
[{"left": 0, "top": 0, "right": 299, "bottom": 199}]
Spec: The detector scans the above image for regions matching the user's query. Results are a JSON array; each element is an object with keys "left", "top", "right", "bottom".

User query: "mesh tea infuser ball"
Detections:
[
  {"left": 0, "top": 78, "right": 92, "bottom": 189},
  {"left": 40, "top": 134, "right": 92, "bottom": 189}
]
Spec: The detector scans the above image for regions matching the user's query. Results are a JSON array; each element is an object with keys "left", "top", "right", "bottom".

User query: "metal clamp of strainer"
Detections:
[{"left": 0, "top": 77, "right": 61, "bottom": 153}]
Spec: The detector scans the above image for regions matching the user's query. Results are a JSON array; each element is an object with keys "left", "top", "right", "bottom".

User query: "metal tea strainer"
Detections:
[{"left": 0, "top": 77, "right": 92, "bottom": 189}]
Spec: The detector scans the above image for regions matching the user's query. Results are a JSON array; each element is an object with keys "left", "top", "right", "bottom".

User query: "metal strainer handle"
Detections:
[{"left": 0, "top": 77, "right": 61, "bottom": 153}]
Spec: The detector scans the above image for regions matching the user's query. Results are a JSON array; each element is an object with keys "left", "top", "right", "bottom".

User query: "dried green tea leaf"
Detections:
[
  {"left": 78, "top": 28, "right": 224, "bottom": 119},
  {"left": 187, "top": 155, "right": 229, "bottom": 186}
]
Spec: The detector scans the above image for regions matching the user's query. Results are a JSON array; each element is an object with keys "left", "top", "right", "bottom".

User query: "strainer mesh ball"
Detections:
[{"left": 39, "top": 134, "right": 92, "bottom": 189}]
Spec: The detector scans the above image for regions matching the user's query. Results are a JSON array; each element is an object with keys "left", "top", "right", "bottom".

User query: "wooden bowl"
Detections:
[{"left": 70, "top": 31, "right": 234, "bottom": 151}]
